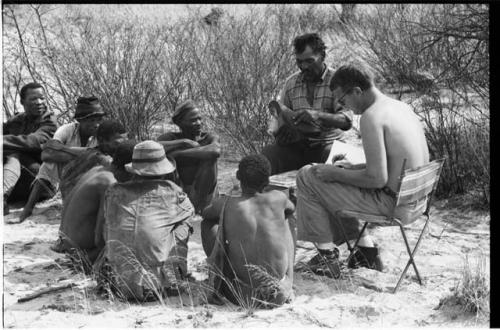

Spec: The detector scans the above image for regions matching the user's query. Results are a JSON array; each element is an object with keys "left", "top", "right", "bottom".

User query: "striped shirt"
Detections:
[{"left": 279, "top": 66, "right": 353, "bottom": 143}]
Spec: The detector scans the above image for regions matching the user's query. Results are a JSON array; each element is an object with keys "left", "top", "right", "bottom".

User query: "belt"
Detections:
[{"left": 381, "top": 186, "right": 397, "bottom": 199}]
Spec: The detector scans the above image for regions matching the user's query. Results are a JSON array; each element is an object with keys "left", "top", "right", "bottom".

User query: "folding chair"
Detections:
[{"left": 336, "top": 158, "right": 445, "bottom": 293}]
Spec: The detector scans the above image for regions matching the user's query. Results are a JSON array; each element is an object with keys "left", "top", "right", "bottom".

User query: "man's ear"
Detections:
[
  {"left": 20, "top": 98, "right": 25, "bottom": 106},
  {"left": 236, "top": 170, "right": 241, "bottom": 181},
  {"left": 353, "top": 86, "right": 363, "bottom": 95}
]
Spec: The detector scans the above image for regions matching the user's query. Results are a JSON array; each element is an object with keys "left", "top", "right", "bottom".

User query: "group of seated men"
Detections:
[{"left": 3, "top": 33, "right": 430, "bottom": 307}]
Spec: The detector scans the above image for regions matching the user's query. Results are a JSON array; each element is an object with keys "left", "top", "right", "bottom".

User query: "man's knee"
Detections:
[
  {"left": 296, "top": 164, "right": 314, "bottom": 189},
  {"left": 23, "top": 161, "right": 41, "bottom": 176}
]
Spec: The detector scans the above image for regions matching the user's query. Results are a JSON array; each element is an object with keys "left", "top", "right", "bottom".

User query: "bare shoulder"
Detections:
[
  {"left": 260, "top": 189, "right": 289, "bottom": 203},
  {"left": 87, "top": 168, "right": 116, "bottom": 188}
]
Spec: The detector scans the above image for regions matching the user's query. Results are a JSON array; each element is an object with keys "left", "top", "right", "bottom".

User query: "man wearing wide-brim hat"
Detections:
[
  {"left": 97, "top": 140, "right": 195, "bottom": 301},
  {"left": 157, "top": 99, "right": 221, "bottom": 214},
  {"left": 19, "top": 96, "right": 107, "bottom": 222}
]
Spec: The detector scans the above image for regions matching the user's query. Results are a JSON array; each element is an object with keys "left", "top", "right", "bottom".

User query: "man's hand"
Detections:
[
  {"left": 293, "top": 109, "right": 321, "bottom": 126},
  {"left": 312, "top": 164, "right": 337, "bottom": 182},
  {"left": 182, "top": 139, "right": 200, "bottom": 149}
]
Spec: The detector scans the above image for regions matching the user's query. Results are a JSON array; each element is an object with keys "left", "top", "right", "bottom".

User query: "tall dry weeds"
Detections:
[{"left": 438, "top": 253, "right": 490, "bottom": 321}]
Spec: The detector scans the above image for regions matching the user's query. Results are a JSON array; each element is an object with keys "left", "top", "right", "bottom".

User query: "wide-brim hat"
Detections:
[{"left": 125, "top": 140, "right": 175, "bottom": 176}]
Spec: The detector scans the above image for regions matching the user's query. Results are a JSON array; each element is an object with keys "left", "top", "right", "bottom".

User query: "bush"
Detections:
[{"left": 438, "top": 254, "right": 490, "bottom": 321}]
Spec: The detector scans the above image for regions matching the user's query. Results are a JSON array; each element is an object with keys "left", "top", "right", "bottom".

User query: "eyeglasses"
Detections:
[{"left": 336, "top": 89, "right": 351, "bottom": 106}]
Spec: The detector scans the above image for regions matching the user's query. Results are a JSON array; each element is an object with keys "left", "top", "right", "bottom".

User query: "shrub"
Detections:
[{"left": 438, "top": 254, "right": 490, "bottom": 321}]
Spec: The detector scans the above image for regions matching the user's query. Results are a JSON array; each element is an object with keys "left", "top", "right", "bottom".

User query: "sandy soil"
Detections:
[{"left": 2, "top": 160, "right": 490, "bottom": 328}]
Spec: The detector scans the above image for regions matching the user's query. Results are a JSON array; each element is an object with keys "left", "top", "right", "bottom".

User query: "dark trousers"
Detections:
[
  {"left": 261, "top": 140, "right": 332, "bottom": 175},
  {"left": 178, "top": 159, "right": 218, "bottom": 213},
  {"left": 3, "top": 153, "right": 52, "bottom": 203}
]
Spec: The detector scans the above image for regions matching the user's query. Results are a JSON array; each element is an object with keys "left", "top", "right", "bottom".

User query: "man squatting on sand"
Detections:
[
  {"left": 20, "top": 96, "right": 106, "bottom": 222},
  {"left": 157, "top": 99, "right": 221, "bottom": 214},
  {"left": 95, "top": 140, "right": 195, "bottom": 301},
  {"left": 201, "top": 154, "right": 296, "bottom": 307},
  {"left": 296, "top": 63, "right": 430, "bottom": 278},
  {"left": 3, "top": 82, "right": 57, "bottom": 215}
]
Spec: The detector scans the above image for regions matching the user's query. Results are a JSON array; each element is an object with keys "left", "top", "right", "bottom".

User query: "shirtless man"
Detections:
[
  {"left": 58, "top": 140, "right": 136, "bottom": 266},
  {"left": 296, "top": 63, "right": 430, "bottom": 277},
  {"left": 201, "top": 154, "right": 296, "bottom": 308}
]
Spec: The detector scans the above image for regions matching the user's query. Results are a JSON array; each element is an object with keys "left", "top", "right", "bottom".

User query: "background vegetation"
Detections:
[{"left": 2, "top": 4, "right": 489, "bottom": 208}]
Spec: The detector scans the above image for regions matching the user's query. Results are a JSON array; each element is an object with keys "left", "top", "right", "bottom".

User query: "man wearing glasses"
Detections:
[
  {"left": 262, "top": 33, "right": 356, "bottom": 175},
  {"left": 295, "top": 63, "right": 430, "bottom": 278}
]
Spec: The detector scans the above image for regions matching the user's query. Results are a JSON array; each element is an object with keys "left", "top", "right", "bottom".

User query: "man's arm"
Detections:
[
  {"left": 157, "top": 132, "right": 202, "bottom": 153},
  {"left": 3, "top": 113, "right": 57, "bottom": 152},
  {"left": 294, "top": 110, "right": 352, "bottom": 130},
  {"left": 201, "top": 197, "right": 225, "bottom": 257},
  {"left": 313, "top": 110, "right": 388, "bottom": 188},
  {"left": 279, "top": 82, "right": 292, "bottom": 110},
  {"left": 157, "top": 139, "right": 200, "bottom": 154},
  {"left": 41, "top": 140, "right": 89, "bottom": 163},
  {"left": 201, "top": 197, "right": 224, "bottom": 223},
  {"left": 94, "top": 178, "right": 116, "bottom": 248},
  {"left": 168, "top": 134, "right": 221, "bottom": 160},
  {"left": 94, "top": 191, "right": 107, "bottom": 250}
]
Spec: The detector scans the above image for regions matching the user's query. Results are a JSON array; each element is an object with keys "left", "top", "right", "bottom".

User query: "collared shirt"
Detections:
[
  {"left": 279, "top": 66, "right": 353, "bottom": 143},
  {"left": 3, "top": 110, "right": 58, "bottom": 157},
  {"left": 35, "top": 122, "right": 98, "bottom": 187},
  {"left": 53, "top": 122, "right": 98, "bottom": 148}
]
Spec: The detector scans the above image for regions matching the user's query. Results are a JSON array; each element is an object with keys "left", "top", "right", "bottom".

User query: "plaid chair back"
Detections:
[{"left": 395, "top": 158, "right": 445, "bottom": 208}]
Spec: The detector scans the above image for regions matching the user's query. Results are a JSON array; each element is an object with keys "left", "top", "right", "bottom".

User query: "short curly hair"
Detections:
[
  {"left": 112, "top": 139, "right": 136, "bottom": 169},
  {"left": 20, "top": 82, "right": 44, "bottom": 101},
  {"left": 293, "top": 33, "right": 326, "bottom": 59},
  {"left": 96, "top": 119, "right": 126, "bottom": 142},
  {"left": 237, "top": 154, "right": 271, "bottom": 190}
]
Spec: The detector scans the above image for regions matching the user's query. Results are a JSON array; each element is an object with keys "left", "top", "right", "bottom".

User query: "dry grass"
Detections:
[{"left": 438, "top": 253, "right": 490, "bottom": 321}]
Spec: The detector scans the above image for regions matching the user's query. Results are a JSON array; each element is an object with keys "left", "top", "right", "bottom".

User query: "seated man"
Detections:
[
  {"left": 3, "top": 82, "right": 57, "bottom": 214},
  {"left": 296, "top": 63, "right": 430, "bottom": 278},
  {"left": 20, "top": 96, "right": 106, "bottom": 222},
  {"left": 58, "top": 140, "right": 136, "bottom": 268},
  {"left": 95, "top": 140, "right": 195, "bottom": 301},
  {"left": 50, "top": 119, "right": 128, "bottom": 252},
  {"left": 157, "top": 99, "right": 221, "bottom": 213},
  {"left": 58, "top": 119, "right": 128, "bottom": 202},
  {"left": 201, "top": 155, "right": 296, "bottom": 308},
  {"left": 261, "top": 33, "right": 353, "bottom": 175}
]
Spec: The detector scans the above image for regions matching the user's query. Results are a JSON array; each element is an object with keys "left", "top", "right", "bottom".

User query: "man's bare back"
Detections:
[
  {"left": 61, "top": 165, "right": 116, "bottom": 252},
  {"left": 224, "top": 190, "right": 294, "bottom": 281},
  {"left": 202, "top": 189, "right": 295, "bottom": 305},
  {"left": 361, "top": 95, "right": 429, "bottom": 192}
]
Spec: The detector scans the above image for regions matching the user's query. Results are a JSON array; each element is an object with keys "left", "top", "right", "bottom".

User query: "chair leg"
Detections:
[
  {"left": 393, "top": 216, "right": 431, "bottom": 293},
  {"left": 345, "top": 222, "right": 369, "bottom": 267},
  {"left": 333, "top": 212, "right": 367, "bottom": 255},
  {"left": 351, "top": 222, "right": 368, "bottom": 252}
]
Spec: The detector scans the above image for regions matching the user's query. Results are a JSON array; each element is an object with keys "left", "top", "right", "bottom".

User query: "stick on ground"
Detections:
[{"left": 18, "top": 283, "right": 76, "bottom": 303}]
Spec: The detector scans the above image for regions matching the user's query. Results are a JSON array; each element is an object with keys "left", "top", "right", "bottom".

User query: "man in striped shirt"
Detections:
[{"left": 262, "top": 33, "right": 353, "bottom": 175}]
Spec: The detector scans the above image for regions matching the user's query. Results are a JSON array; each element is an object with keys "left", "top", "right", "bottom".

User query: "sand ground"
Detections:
[{"left": 2, "top": 160, "right": 490, "bottom": 328}]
